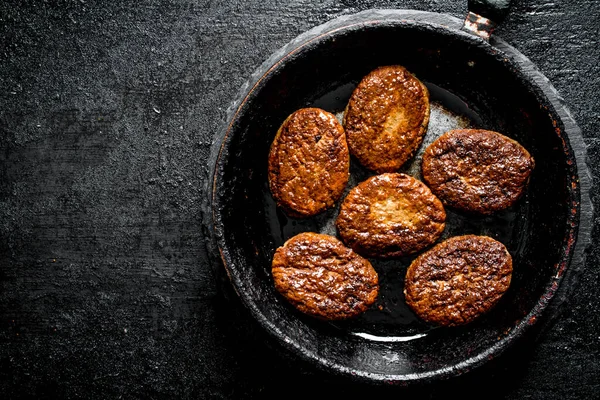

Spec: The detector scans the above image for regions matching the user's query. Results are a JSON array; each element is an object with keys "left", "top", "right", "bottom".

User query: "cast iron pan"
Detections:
[{"left": 209, "top": 0, "right": 592, "bottom": 383}]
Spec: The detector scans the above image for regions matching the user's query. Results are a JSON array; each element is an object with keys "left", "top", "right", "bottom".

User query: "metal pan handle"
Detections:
[{"left": 463, "top": 0, "right": 512, "bottom": 40}]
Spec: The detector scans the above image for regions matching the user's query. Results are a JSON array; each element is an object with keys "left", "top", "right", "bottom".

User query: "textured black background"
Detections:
[{"left": 0, "top": 0, "right": 598, "bottom": 398}]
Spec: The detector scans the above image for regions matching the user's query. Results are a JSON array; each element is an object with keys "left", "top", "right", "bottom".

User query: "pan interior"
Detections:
[{"left": 214, "top": 22, "right": 575, "bottom": 379}]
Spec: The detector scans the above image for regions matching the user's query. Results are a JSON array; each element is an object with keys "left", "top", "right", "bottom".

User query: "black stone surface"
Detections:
[{"left": 0, "top": 0, "right": 598, "bottom": 398}]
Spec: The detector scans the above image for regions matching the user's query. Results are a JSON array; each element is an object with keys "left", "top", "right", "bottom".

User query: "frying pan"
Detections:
[{"left": 209, "top": 0, "right": 592, "bottom": 383}]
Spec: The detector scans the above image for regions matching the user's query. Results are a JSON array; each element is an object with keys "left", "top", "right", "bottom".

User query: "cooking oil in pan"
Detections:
[{"left": 263, "top": 81, "right": 525, "bottom": 341}]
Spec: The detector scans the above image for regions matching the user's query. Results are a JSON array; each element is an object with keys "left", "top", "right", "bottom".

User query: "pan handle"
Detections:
[{"left": 463, "top": 0, "right": 512, "bottom": 40}]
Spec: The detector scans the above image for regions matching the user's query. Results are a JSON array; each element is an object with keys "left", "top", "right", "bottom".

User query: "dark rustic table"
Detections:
[{"left": 1, "top": 1, "right": 598, "bottom": 398}]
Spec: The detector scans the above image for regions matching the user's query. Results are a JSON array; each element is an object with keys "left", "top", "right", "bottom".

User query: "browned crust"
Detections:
[
  {"left": 268, "top": 108, "right": 350, "bottom": 218},
  {"left": 421, "top": 129, "right": 535, "bottom": 214},
  {"left": 404, "top": 235, "right": 512, "bottom": 326},
  {"left": 336, "top": 173, "right": 446, "bottom": 258},
  {"left": 343, "top": 65, "right": 430, "bottom": 173},
  {"left": 271, "top": 232, "right": 379, "bottom": 320}
]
